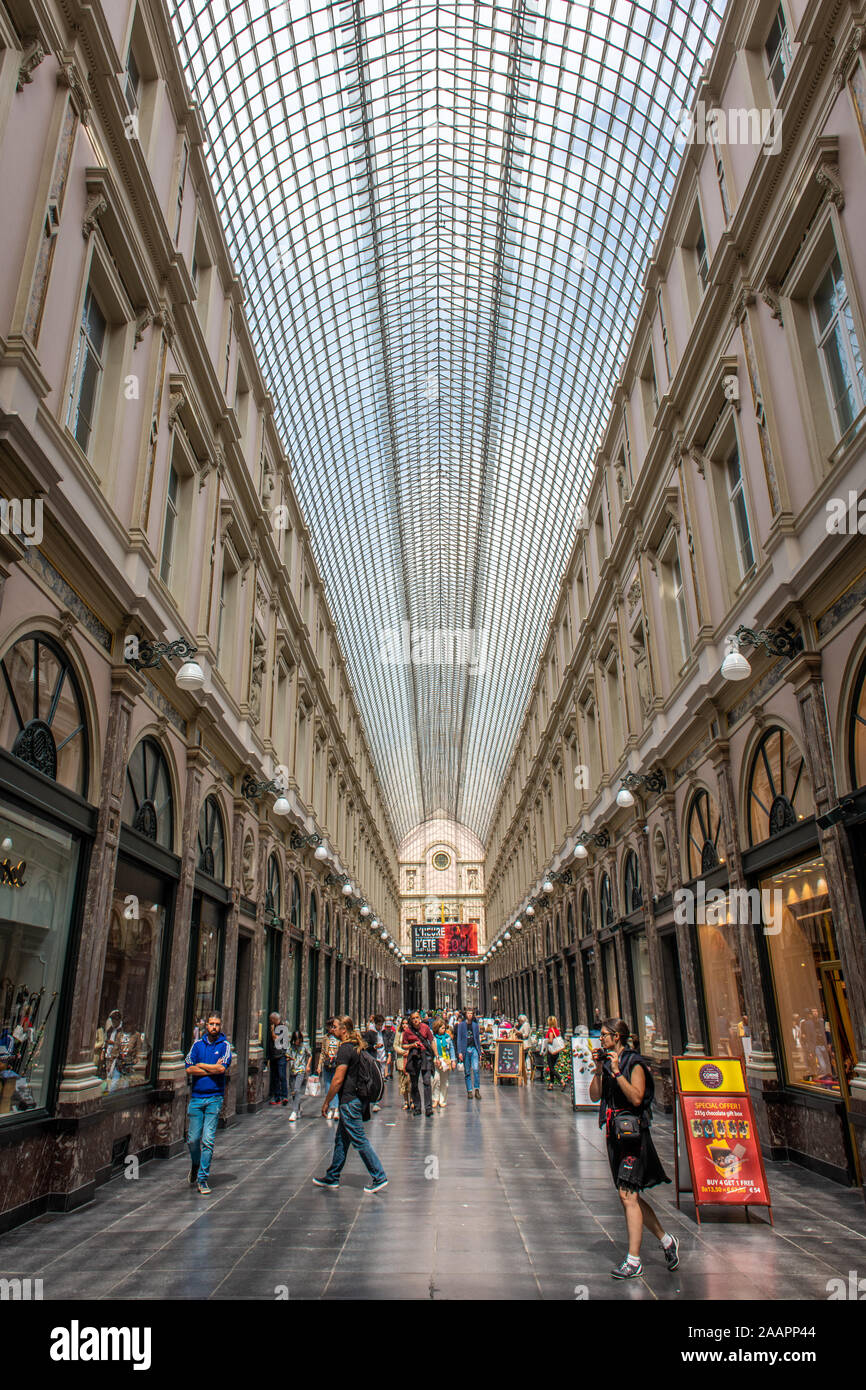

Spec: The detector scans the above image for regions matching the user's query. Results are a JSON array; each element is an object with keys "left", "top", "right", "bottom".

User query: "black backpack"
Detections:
[{"left": 356, "top": 1048, "right": 384, "bottom": 1105}]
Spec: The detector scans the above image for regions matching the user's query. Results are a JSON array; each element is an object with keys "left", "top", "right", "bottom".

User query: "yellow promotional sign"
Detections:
[{"left": 675, "top": 1057, "right": 748, "bottom": 1095}]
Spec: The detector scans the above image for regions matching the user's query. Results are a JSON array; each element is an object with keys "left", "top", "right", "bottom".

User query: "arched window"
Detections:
[
  {"left": 623, "top": 850, "right": 642, "bottom": 913},
  {"left": 580, "top": 890, "right": 592, "bottom": 937},
  {"left": 850, "top": 655, "right": 866, "bottom": 790},
  {"left": 324, "top": 903, "right": 331, "bottom": 946},
  {"left": 566, "top": 902, "right": 575, "bottom": 943},
  {"left": 747, "top": 727, "right": 812, "bottom": 845},
  {"left": 291, "top": 874, "right": 302, "bottom": 929},
  {"left": 265, "top": 853, "right": 282, "bottom": 921},
  {"left": 686, "top": 787, "right": 722, "bottom": 877},
  {"left": 309, "top": 890, "right": 318, "bottom": 938},
  {"left": 197, "top": 794, "right": 226, "bottom": 880},
  {"left": 555, "top": 913, "right": 561, "bottom": 951},
  {"left": 0, "top": 632, "right": 89, "bottom": 795},
  {"left": 599, "top": 873, "right": 614, "bottom": 929},
  {"left": 122, "top": 737, "right": 174, "bottom": 849}
]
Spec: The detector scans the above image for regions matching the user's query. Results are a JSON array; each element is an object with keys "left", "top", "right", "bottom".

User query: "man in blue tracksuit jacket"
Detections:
[
  {"left": 184, "top": 1012, "right": 232, "bottom": 1194},
  {"left": 456, "top": 1008, "right": 483, "bottom": 1099}
]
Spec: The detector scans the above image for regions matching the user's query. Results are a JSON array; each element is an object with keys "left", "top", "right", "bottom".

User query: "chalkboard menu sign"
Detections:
[{"left": 494, "top": 1039, "right": 525, "bottom": 1084}]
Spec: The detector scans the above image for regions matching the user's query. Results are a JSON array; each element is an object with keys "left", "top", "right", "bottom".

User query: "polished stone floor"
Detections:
[{"left": 2, "top": 1075, "right": 865, "bottom": 1300}]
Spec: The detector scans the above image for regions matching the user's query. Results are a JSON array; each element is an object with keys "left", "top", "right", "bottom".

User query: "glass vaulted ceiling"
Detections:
[{"left": 170, "top": 0, "right": 724, "bottom": 845}]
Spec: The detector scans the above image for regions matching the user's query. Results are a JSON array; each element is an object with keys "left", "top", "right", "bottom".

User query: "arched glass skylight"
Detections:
[{"left": 171, "top": 0, "right": 725, "bottom": 843}]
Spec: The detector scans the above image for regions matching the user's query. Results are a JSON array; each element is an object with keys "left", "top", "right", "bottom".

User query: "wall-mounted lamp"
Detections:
[
  {"left": 241, "top": 774, "right": 290, "bottom": 816},
  {"left": 290, "top": 830, "right": 323, "bottom": 851},
  {"left": 616, "top": 768, "right": 666, "bottom": 807},
  {"left": 127, "top": 636, "right": 205, "bottom": 690},
  {"left": 720, "top": 620, "right": 802, "bottom": 681}
]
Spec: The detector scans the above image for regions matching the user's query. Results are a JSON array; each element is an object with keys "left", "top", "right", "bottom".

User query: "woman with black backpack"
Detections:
[
  {"left": 312, "top": 1016, "right": 388, "bottom": 1194},
  {"left": 589, "top": 1017, "right": 680, "bottom": 1280}
]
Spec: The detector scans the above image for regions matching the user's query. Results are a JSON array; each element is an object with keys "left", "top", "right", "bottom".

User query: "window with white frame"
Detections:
[
  {"left": 173, "top": 141, "right": 189, "bottom": 245},
  {"left": 160, "top": 465, "right": 179, "bottom": 586},
  {"left": 123, "top": 44, "right": 141, "bottom": 112},
  {"left": 659, "top": 534, "right": 690, "bottom": 673},
  {"left": 811, "top": 254, "right": 866, "bottom": 437},
  {"left": 216, "top": 545, "right": 240, "bottom": 675},
  {"left": 695, "top": 223, "right": 709, "bottom": 291},
  {"left": 66, "top": 284, "right": 107, "bottom": 455},
  {"left": 726, "top": 442, "right": 755, "bottom": 576},
  {"left": 764, "top": 5, "right": 792, "bottom": 99},
  {"left": 640, "top": 350, "right": 659, "bottom": 436}
]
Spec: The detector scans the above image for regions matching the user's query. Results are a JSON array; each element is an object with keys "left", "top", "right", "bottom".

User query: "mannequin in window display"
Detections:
[{"left": 97, "top": 1009, "right": 123, "bottom": 1081}]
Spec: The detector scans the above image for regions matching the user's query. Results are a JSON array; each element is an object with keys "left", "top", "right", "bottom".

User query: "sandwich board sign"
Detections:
[{"left": 673, "top": 1056, "right": 772, "bottom": 1224}]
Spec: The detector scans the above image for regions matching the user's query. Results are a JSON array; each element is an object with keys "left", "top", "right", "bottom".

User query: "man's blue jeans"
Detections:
[
  {"left": 464, "top": 1047, "right": 480, "bottom": 1092},
  {"left": 324, "top": 1096, "right": 386, "bottom": 1184},
  {"left": 188, "top": 1094, "right": 223, "bottom": 1182}
]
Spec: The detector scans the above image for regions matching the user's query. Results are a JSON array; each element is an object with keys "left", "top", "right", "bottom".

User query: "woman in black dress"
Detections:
[{"left": 589, "top": 1017, "right": 681, "bottom": 1280}]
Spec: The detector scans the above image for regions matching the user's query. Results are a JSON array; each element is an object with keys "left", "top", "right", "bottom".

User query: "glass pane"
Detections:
[
  {"left": 0, "top": 804, "right": 80, "bottom": 1117},
  {"left": 762, "top": 856, "right": 857, "bottom": 1093},
  {"left": 167, "top": 0, "right": 725, "bottom": 845},
  {"left": 812, "top": 265, "right": 836, "bottom": 334},
  {"left": 74, "top": 346, "right": 101, "bottom": 452},
  {"left": 629, "top": 933, "right": 657, "bottom": 1054},
  {"left": 697, "top": 915, "right": 748, "bottom": 1060},
  {"left": 602, "top": 940, "right": 620, "bottom": 1018},
  {"left": 822, "top": 329, "right": 856, "bottom": 433},
  {"left": 96, "top": 859, "right": 166, "bottom": 1095},
  {"left": 191, "top": 897, "right": 223, "bottom": 1037}
]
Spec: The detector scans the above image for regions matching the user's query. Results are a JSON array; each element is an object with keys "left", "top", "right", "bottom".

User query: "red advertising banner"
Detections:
[
  {"left": 673, "top": 1057, "right": 773, "bottom": 1225},
  {"left": 410, "top": 922, "right": 479, "bottom": 957},
  {"left": 438, "top": 922, "right": 478, "bottom": 957}
]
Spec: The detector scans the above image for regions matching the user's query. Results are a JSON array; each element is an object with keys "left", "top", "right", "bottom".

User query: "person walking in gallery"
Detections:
[
  {"left": 382, "top": 1016, "right": 396, "bottom": 1079},
  {"left": 267, "top": 1011, "right": 288, "bottom": 1106},
  {"left": 184, "top": 1012, "right": 232, "bottom": 1196},
  {"left": 287, "top": 1030, "right": 312, "bottom": 1120},
  {"left": 544, "top": 1015, "right": 566, "bottom": 1090},
  {"left": 394, "top": 1016, "right": 412, "bottom": 1110},
  {"left": 589, "top": 1017, "right": 679, "bottom": 1280},
  {"left": 313, "top": 1016, "right": 388, "bottom": 1193},
  {"left": 457, "top": 1006, "right": 482, "bottom": 1099},
  {"left": 403, "top": 1009, "right": 436, "bottom": 1115},
  {"left": 316, "top": 1016, "right": 341, "bottom": 1120},
  {"left": 431, "top": 1019, "right": 457, "bottom": 1108}
]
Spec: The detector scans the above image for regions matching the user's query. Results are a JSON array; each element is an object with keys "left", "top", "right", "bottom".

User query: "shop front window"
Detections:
[
  {"left": 686, "top": 787, "right": 722, "bottom": 877},
  {"left": 0, "top": 633, "right": 89, "bottom": 795},
  {"left": 623, "top": 851, "right": 642, "bottom": 913},
  {"left": 122, "top": 737, "right": 173, "bottom": 848},
  {"left": 599, "top": 874, "right": 614, "bottom": 929},
  {"left": 189, "top": 895, "right": 224, "bottom": 1041},
  {"left": 197, "top": 795, "right": 226, "bottom": 881},
  {"left": 602, "top": 938, "right": 620, "bottom": 1017},
  {"left": 850, "top": 654, "right": 866, "bottom": 789},
  {"left": 747, "top": 726, "right": 812, "bottom": 844},
  {"left": 0, "top": 802, "right": 80, "bottom": 1116},
  {"left": 697, "top": 911, "right": 748, "bottom": 1061},
  {"left": 762, "top": 856, "right": 858, "bottom": 1093},
  {"left": 96, "top": 859, "right": 167, "bottom": 1094},
  {"left": 629, "top": 933, "right": 657, "bottom": 1053}
]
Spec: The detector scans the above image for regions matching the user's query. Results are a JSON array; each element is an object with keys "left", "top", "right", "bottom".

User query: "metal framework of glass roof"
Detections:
[{"left": 170, "top": 0, "right": 724, "bottom": 845}]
